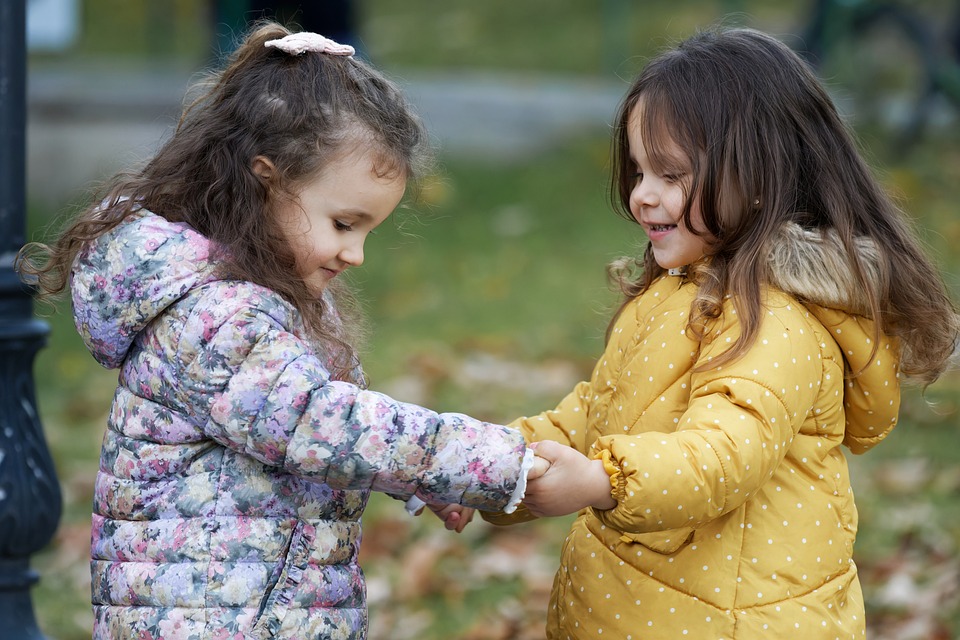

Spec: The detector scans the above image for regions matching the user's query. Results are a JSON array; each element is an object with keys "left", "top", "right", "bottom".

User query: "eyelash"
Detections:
[
  {"left": 632, "top": 171, "right": 685, "bottom": 183},
  {"left": 334, "top": 220, "right": 352, "bottom": 232}
]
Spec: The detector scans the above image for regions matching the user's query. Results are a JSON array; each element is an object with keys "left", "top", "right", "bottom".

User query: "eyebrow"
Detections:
[{"left": 339, "top": 210, "right": 374, "bottom": 221}]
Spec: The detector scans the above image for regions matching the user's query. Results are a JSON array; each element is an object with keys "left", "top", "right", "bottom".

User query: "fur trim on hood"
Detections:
[{"left": 766, "top": 222, "right": 884, "bottom": 318}]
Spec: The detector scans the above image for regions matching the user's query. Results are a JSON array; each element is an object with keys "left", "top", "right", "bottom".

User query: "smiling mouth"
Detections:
[{"left": 648, "top": 224, "right": 676, "bottom": 232}]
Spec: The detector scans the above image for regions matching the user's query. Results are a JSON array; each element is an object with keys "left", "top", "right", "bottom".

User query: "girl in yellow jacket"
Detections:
[{"left": 473, "top": 27, "right": 960, "bottom": 639}]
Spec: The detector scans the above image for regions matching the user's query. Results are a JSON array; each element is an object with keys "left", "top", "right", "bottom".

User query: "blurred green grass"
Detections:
[{"left": 25, "top": 1, "right": 960, "bottom": 638}]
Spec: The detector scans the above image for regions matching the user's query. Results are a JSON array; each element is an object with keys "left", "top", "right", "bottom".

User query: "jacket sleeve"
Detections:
[
  {"left": 480, "top": 379, "right": 592, "bottom": 526},
  {"left": 589, "top": 304, "right": 823, "bottom": 534},
  {"left": 507, "top": 380, "right": 592, "bottom": 450},
  {"left": 176, "top": 286, "right": 527, "bottom": 512}
]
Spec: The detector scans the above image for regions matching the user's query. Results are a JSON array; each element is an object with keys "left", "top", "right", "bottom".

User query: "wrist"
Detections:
[
  {"left": 504, "top": 447, "right": 537, "bottom": 514},
  {"left": 589, "top": 459, "right": 616, "bottom": 510}
]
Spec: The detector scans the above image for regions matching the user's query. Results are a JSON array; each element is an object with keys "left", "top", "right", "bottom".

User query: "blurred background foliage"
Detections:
[{"left": 25, "top": 0, "right": 960, "bottom": 638}]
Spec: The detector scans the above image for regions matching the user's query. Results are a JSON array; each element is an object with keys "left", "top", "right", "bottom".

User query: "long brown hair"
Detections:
[
  {"left": 18, "top": 21, "right": 430, "bottom": 384},
  {"left": 608, "top": 27, "right": 957, "bottom": 384}
]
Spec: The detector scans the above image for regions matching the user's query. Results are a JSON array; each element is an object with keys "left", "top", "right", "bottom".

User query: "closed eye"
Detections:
[
  {"left": 663, "top": 172, "right": 687, "bottom": 184},
  {"left": 334, "top": 220, "right": 352, "bottom": 232}
]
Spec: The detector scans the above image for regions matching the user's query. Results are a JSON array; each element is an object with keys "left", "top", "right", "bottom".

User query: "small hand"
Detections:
[
  {"left": 528, "top": 454, "right": 551, "bottom": 481},
  {"left": 421, "top": 503, "right": 475, "bottom": 533},
  {"left": 522, "top": 440, "right": 616, "bottom": 518}
]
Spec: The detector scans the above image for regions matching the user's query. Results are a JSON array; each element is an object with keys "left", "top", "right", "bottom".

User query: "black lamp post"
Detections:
[{"left": 0, "top": 1, "right": 64, "bottom": 637}]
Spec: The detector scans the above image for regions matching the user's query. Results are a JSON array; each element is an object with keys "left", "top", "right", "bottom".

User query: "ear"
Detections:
[{"left": 251, "top": 155, "right": 277, "bottom": 182}]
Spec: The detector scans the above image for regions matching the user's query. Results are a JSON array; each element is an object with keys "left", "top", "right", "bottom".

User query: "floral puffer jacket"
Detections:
[{"left": 72, "top": 211, "right": 528, "bottom": 640}]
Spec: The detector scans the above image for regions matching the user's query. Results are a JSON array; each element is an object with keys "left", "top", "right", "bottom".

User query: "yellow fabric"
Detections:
[
  {"left": 595, "top": 448, "right": 622, "bottom": 492},
  {"left": 491, "top": 275, "right": 900, "bottom": 639}
]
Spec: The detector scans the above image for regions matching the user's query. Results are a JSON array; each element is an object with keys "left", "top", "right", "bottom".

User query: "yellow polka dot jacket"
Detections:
[{"left": 487, "top": 224, "right": 900, "bottom": 639}]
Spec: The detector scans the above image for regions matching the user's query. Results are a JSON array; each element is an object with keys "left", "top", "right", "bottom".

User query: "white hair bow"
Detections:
[{"left": 264, "top": 32, "right": 355, "bottom": 57}]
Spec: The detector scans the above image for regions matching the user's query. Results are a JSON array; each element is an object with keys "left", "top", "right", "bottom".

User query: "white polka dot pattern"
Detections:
[{"left": 492, "top": 276, "right": 897, "bottom": 639}]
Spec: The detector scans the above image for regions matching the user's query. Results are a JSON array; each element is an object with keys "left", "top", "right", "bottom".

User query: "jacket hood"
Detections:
[
  {"left": 71, "top": 211, "right": 219, "bottom": 369},
  {"left": 766, "top": 222, "right": 883, "bottom": 318},
  {"left": 767, "top": 222, "right": 900, "bottom": 453}
]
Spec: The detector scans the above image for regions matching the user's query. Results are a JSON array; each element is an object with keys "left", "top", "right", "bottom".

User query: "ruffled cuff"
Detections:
[
  {"left": 503, "top": 447, "right": 537, "bottom": 514},
  {"left": 593, "top": 449, "right": 624, "bottom": 501},
  {"left": 404, "top": 495, "right": 426, "bottom": 516}
]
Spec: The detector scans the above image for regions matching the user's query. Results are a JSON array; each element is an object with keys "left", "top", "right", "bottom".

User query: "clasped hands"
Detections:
[{"left": 419, "top": 440, "right": 617, "bottom": 532}]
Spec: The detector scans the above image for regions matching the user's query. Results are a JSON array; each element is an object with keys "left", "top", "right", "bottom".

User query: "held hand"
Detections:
[
  {"left": 522, "top": 440, "right": 617, "bottom": 518},
  {"left": 527, "top": 454, "right": 551, "bottom": 481},
  {"left": 420, "top": 503, "right": 475, "bottom": 533}
]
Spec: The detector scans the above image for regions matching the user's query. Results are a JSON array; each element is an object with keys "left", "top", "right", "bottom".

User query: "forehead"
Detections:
[
  {"left": 626, "top": 101, "right": 688, "bottom": 165},
  {"left": 303, "top": 144, "right": 399, "bottom": 187},
  {"left": 295, "top": 146, "right": 406, "bottom": 216}
]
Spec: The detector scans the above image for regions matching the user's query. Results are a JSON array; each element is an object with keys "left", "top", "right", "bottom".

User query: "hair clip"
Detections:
[{"left": 264, "top": 32, "right": 355, "bottom": 57}]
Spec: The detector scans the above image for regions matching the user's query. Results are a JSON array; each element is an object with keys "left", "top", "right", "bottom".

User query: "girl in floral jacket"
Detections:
[
  {"left": 476, "top": 28, "right": 959, "bottom": 639},
  {"left": 19, "top": 23, "right": 541, "bottom": 640}
]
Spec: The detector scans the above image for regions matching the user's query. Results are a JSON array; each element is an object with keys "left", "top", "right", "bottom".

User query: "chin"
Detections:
[{"left": 653, "top": 258, "right": 680, "bottom": 270}]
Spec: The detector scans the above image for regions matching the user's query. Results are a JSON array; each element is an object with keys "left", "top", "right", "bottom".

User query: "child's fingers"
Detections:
[
  {"left": 426, "top": 504, "right": 474, "bottom": 533},
  {"left": 446, "top": 512, "right": 466, "bottom": 532},
  {"left": 527, "top": 455, "right": 551, "bottom": 480},
  {"left": 444, "top": 507, "right": 475, "bottom": 533},
  {"left": 529, "top": 439, "right": 565, "bottom": 462}
]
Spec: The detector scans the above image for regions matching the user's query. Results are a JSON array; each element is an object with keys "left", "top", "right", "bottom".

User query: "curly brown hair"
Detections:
[
  {"left": 18, "top": 21, "right": 430, "bottom": 384},
  {"left": 607, "top": 27, "right": 958, "bottom": 385}
]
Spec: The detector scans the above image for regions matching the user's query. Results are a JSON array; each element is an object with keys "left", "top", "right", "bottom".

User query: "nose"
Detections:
[
  {"left": 340, "top": 238, "right": 365, "bottom": 267},
  {"left": 629, "top": 177, "right": 658, "bottom": 221}
]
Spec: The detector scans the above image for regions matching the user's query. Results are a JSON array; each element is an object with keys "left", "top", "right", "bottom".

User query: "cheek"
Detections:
[
  {"left": 628, "top": 195, "right": 642, "bottom": 223},
  {"left": 674, "top": 186, "right": 692, "bottom": 209},
  {"left": 274, "top": 204, "right": 309, "bottom": 245},
  {"left": 282, "top": 225, "right": 310, "bottom": 258},
  {"left": 627, "top": 182, "right": 646, "bottom": 222},
  {"left": 683, "top": 193, "right": 710, "bottom": 235},
  {"left": 282, "top": 225, "right": 327, "bottom": 275}
]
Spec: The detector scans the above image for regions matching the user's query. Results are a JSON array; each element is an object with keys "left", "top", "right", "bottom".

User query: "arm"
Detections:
[
  {"left": 177, "top": 287, "right": 528, "bottom": 512},
  {"left": 479, "top": 380, "right": 593, "bottom": 526},
  {"left": 508, "top": 380, "right": 592, "bottom": 450},
  {"left": 588, "top": 307, "right": 823, "bottom": 534}
]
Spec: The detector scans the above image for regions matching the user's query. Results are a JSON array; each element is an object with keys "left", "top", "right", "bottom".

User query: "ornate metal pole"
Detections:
[{"left": 0, "top": 1, "right": 63, "bottom": 637}]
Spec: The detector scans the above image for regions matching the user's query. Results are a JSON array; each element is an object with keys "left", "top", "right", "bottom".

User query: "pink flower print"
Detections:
[
  {"left": 198, "top": 311, "right": 218, "bottom": 341},
  {"left": 468, "top": 459, "right": 493, "bottom": 484},
  {"left": 221, "top": 284, "right": 241, "bottom": 300},
  {"left": 234, "top": 609, "right": 257, "bottom": 633},
  {"left": 465, "top": 426, "right": 487, "bottom": 445},
  {"left": 258, "top": 441, "right": 285, "bottom": 466},
  {"left": 189, "top": 240, "right": 210, "bottom": 262},
  {"left": 291, "top": 391, "right": 310, "bottom": 411},
  {"left": 157, "top": 609, "right": 193, "bottom": 640},
  {"left": 310, "top": 414, "right": 350, "bottom": 450},
  {"left": 355, "top": 431, "right": 388, "bottom": 462}
]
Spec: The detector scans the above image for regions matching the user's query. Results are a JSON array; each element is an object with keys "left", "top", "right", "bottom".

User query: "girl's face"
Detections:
[
  {"left": 266, "top": 147, "right": 406, "bottom": 296},
  {"left": 626, "top": 105, "right": 711, "bottom": 270}
]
